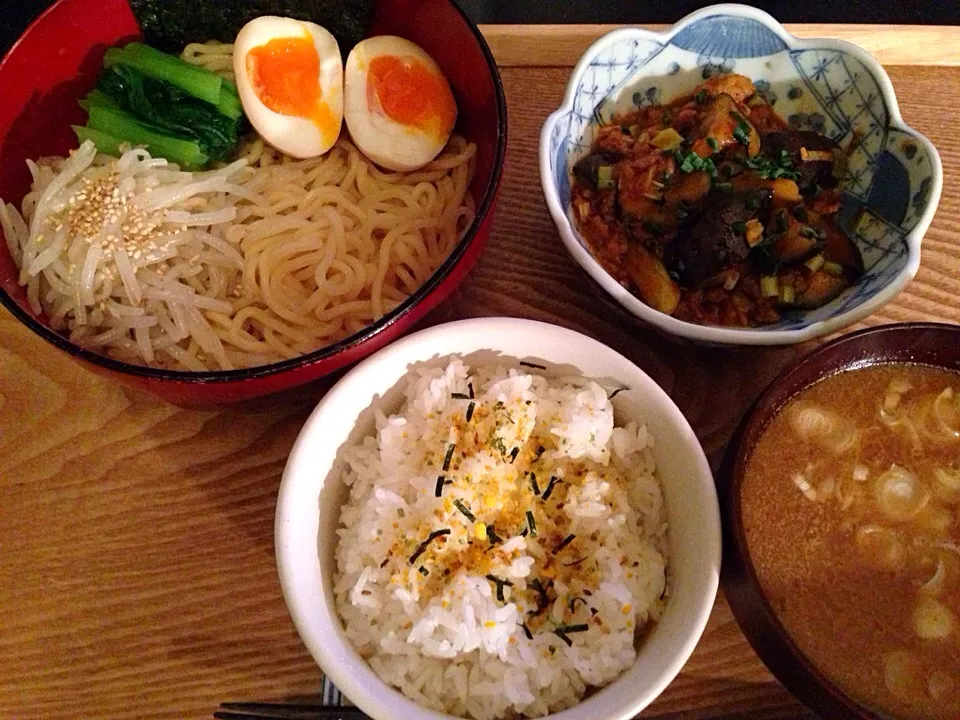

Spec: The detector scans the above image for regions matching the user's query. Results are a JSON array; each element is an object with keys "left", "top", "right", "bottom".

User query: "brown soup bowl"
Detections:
[{"left": 719, "top": 322, "right": 960, "bottom": 719}]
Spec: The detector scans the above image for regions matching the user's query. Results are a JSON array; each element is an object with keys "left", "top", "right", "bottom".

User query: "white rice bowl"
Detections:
[{"left": 333, "top": 356, "right": 668, "bottom": 719}]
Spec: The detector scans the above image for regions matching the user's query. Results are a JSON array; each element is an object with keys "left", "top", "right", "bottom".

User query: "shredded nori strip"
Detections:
[
  {"left": 529, "top": 473, "right": 541, "bottom": 495},
  {"left": 409, "top": 529, "right": 451, "bottom": 565},
  {"left": 453, "top": 499, "right": 476, "bottom": 522},
  {"left": 380, "top": 558, "right": 389, "bottom": 569},
  {"left": 486, "top": 574, "right": 513, "bottom": 602},
  {"left": 468, "top": 382, "right": 475, "bottom": 399},
  {"left": 434, "top": 475, "right": 446, "bottom": 497},
  {"left": 533, "top": 444, "right": 546, "bottom": 460},
  {"left": 442, "top": 443, "right": 456, "bottom": 471},
  {"left": 519, "top": 361, "right": 547, "bottom": 370},
  {"left": 487, "top": 525, "right": 503, "bottom": 545},
  {"left": 541, "top": 476, "right": 560, "bottom": 501},
  {"left": 564, "top": 557, "right": 587, "bottom": 567},
  {"left": 608, "top": 387, "right": 628, "bottom": 400},
  {"left": 526, "top": 510, "right": 537, "bottom": 537},
  {"left": 466, "top": 402, "right": 476, "bottom": 422},
  {"left": 553, "top": 623, "right": 589, "bottom": 646},
  {"left": 569, "top": 597, "right": 588, "bottom": 613},
  {"left": 554, "top": 534, "right": 576, "bottom": 553},
  {"left": 128, "top": 0, "right": 374, "bottom": 57},
  {"left": 521, "top": 623, "right": 533, "bottom": 640},
  {"left": 509, "top": 447, "right": 520, "bottom": 463},
  {"left": 529, "top": 578, "right": 551, "bottom": 612},
  {"left": 418, "top": 566, "right": 429, "bottom": 577},
  {"left": 451, "top": 392, "right": 470, "bottom": 400}
]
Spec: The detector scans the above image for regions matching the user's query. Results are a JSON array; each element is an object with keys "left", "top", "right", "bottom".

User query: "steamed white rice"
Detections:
[{"left": 334, "top": 357, "right": 668, "bottom": 719}]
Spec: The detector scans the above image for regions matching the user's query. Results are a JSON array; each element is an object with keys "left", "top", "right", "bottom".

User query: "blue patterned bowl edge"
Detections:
[{"left": 539, "top": 3, "right": 943, "bottom": 346}]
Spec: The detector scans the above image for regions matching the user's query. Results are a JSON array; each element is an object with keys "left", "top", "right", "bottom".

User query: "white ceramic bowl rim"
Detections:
[
  {"left": 539, "top": 3, "right": 944, "bottom": 346},
  {"left": 276, "top": 317, "right": 721, "bottom": 720}
]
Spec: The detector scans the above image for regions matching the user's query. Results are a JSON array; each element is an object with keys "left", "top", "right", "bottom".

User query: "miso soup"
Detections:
[{"left": 742, "top": 364, "right": 960, "bottom": 720}]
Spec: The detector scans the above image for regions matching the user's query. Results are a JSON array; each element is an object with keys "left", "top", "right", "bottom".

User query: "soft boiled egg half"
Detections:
[
  {"left": 344, "top": 36, "right": 457, "bottom": 172},
  {"left": 234, "top": 16, "right": 343, "bottom": 159}
]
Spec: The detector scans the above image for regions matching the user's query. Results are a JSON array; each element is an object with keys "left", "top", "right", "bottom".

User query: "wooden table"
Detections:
[{"left": 2, "top": 23, "right": 959, "bottom": 720}]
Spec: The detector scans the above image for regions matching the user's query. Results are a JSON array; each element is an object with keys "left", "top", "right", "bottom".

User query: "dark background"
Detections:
[{"left": 3, "top": 0, "right": 957, "bottom": 55}]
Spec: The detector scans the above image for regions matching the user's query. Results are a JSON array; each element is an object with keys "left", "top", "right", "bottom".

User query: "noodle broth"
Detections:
[{"left": 741, "top": 364, "right": 960, "bottom": 720}]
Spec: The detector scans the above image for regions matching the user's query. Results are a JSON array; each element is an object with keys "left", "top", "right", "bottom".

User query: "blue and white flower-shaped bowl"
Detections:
[{"left": 539, "top": 4, "right": 942, "bottom": 346}]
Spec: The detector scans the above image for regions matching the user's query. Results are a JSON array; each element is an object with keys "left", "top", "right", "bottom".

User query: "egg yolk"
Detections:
[
  {"left": 247, "top": 33, "right": 337, "bottom": 141},
  {"left": 367, "top": 55, "right": 456, "bottom": 138}
]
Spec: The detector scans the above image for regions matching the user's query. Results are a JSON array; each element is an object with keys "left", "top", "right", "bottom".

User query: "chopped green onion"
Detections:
[
  {"left": 596, "top": 165, "right": 615, "bottom": 189},
  {"left": 706, "top": 136, "right": 720, "bottom": 151},
  {"left": 409, "top": 529, "right": 451, "bottom": 564},
  {"left": 760, "top": 275, "right": 780, "bottom": 298},
  {"left": 780, "top": 285, "right": 796, "bottom": 304},
  {"left": 453, "top": 499, "right": 476, "bottom": 522},
  {"left": 732, "top": 220, "right": 746, "bottom": 234},
  {"left": 673, "top": 149, "right": 718, "bottom": 178},
  {"left": 714, "top": 181, "right": 733, "bottom": 193},
  {"left": 695, "top": 89, "right": 709, "bottom": 105},
  {"left": 554, "top": 534, "right": 577, "bottom": 553},
  {"left": 529, "top": 473, "right": 541, "bottom": 496},
  {"left": 526, "top": 510, "right": 538, "bottom": 537},
  {"left": 823, "top": 260, "right": 844, "bottom": 277},
  {"left": 443, "top": 443, "right": 455, "bottom": 472},
  {"left": 804, "top": 253, "right": 825, "bottom": 272},
  {"left": 731, "top": 112, "right": 753, "bottom": 147}
]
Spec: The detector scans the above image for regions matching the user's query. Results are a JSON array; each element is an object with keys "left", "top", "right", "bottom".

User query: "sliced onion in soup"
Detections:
[
  {"left": 933, "top": 387, "right": 960, "bottom": 438},
  {"left": 918, "top": 550, "right": 960, "bottom": 597},
  {"left": 874, "top": 465, "right": 930, "bottom": 522},
  {"left": 884, "top": 650, "right": 926, "bottom": 700},
  {"left": 913, "top": 596, "right": 954, "bottom": 639},
  {"left": 789, "top": 402, "right": 858, "bottom": 455},
  {"left": 855, "top": 524, "right": 906, "bottom": 571},
  {"left": 933, "top": 466, "right": 960, "bottom": 504}
]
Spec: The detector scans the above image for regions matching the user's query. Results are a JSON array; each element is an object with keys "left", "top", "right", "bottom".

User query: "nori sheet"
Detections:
[{"left": 127, "top": 0, "right": 376, "bottom": 57}]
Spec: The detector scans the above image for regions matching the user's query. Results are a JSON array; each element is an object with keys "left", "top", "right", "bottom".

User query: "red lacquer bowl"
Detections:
[{"left": 0, "top": 0, "right": 506, "bottom": 405}]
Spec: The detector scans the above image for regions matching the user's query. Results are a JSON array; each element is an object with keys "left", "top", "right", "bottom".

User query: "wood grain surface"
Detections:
[
  {"left": 480, "top": 24, "right": 960, "bottom": 68},
  {"left": 2, "top": 46, "right": 960, "bottom": 720}
]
